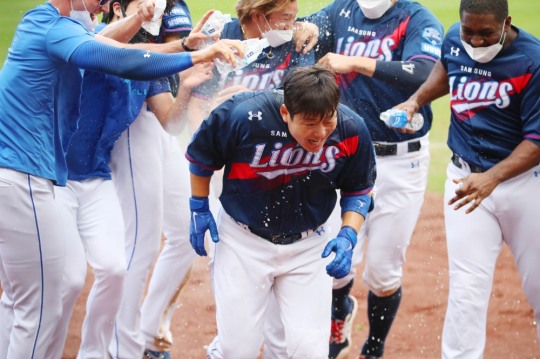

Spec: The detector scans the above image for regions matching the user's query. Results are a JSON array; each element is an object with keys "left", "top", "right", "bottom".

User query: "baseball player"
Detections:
[
  {"left": 96, "top": 3, "right": 214, "bottom": 359},
  {"left": 186, "top": 66, "right": 376, "bottom": 358},
  {"left": 306, "top": 1, "right": 443, "bottom": 358},
  {"left": 397, "top": 0, "right": 540, "bottom": 356},
  {"left": 0, "top": 0, "right": 241, "bottom": 357},
  {"left": 136, "top": 3, "right": 206, "bottom": 358},
  {"left": 186, "top": 0, "right": 319, "bottom": 133},
  {"left": 138, "top": 1, "right": 320, "bottom": 357}
]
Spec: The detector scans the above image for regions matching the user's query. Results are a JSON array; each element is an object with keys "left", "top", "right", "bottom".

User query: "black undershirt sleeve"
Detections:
[{"left": 372, "top": 58, "right": 435, "bottom": 91}]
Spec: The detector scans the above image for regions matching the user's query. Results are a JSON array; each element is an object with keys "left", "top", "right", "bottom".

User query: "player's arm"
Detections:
[
  {"left": 340, "top": 210, "right": 365, "bottom": 234},
  {"left": 395, "top": 60, "right": 449, "bottom": 117},
  {"left": 318, "top": 53, "right": 434, "bottom": 88},
  {"left": 450, "top": 140, "right": 540, "bottom": 214},
  {"left": 69, "top": 38, "right": 243, "bottom": 80},
  {"left": 322, "top": 198, "right": 371, "bottom": 279},
  {"left": 147, "top": 63, "right": 214, "bottom": 134}
]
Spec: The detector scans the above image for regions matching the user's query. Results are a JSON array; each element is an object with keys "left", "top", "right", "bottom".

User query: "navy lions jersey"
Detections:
[
  {"left": 186, "top": 91, "right": 376, "bottom": 236},
  {"left": 313, "top": 0, "right": 443, "bottom": 142},
  {"left": 442, "top": 23, "right": 540, "bottom": 170},
  {"left": 192, "top": 19, "right": 315, "bottom": 99}
]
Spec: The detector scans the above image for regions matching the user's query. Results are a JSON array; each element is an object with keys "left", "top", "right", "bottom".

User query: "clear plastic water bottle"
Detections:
[
  {"left": 201, "top": 10, "right": 232, "bottom": 37},
  {"left": 142, "top": 0, "right": 167, "bottom": 36},
  {"left": 379, "top": 109, "right": 424, "bottom": 131},
  {"left": 214, "top": 38, "right": 270, "bottom": 75}
]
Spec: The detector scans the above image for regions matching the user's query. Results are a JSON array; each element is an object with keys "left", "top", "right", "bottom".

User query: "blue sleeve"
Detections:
[
  {"left": 520, "top": 55, "right": 540, "bottom": 147},
  {"left": 335, "top": 105, "right": 376, "bottom": 201},
  {"left": 303, "top": 8, "right": 334, "bottom": 60},
  {"left": 402, "top": 6, "right": 443, "bottom": 62},
  {"left": 69, "top": 40, "right": 193, "bottom": 81},
  {"left": 47, "top": 17, "right": 95, "bottom": 62},
  {"left": 161, "top": 0, "right": 192, "bottom": 34}
]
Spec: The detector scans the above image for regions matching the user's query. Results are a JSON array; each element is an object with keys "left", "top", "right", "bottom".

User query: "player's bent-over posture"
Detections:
[
  {"left": 397, "top": 0, "right": 540, "bottom": 356},
  {"left": 186, "top": 66, "right": 376, "bottom": 358}
]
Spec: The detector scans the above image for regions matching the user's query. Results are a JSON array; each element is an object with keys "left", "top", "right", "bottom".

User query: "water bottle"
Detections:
[
  {"left": 142, "top": 0, "right": 166, "bottom": 36},
  {"left": 201, "top": 10, "right": 232, "bottom": 37},
  {"left": 214, "top": 38, "right": 270, "bottom": 75},
  {"left": 379, "top": 109, "right": 424, "bottom": 131}
]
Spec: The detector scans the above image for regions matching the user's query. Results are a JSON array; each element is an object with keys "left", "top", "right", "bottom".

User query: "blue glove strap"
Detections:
[
  {"left": 338, "top": 226, "right": 358, "bottom": 248},
  {"left": 190, "top": 196, "right": 210, "bottom": 211}
]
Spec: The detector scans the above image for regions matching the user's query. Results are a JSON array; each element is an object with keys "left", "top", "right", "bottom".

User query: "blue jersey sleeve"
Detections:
[
  {"left": 47, "top": 17, "right": 95, "bottom": 62},
  {"left": 161, "top": 0, "right": 192, "bottom": 35},
  {"left": 401, "top": 5, "right": 443, "bottom": 62},
  {"left": 334, "top": 105, "right": 376, "bottom": 195}
]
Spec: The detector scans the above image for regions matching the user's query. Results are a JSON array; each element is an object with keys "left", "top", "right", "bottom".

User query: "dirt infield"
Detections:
[{"left": 62, "top": 192, "right": 539, "bottom": 358}]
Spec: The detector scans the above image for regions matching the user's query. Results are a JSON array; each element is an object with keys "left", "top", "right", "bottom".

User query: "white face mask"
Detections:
[
  {"left": 461, "top": 23, "right": 506, "bottom": 63},
  {"left": 259, "top": 16, "right": 293, "bottom": 48},
  {"left": 70, "top": 0, "right": 97, "bottom": 32},
  {"left": 357, "top": 0, "right": 394, "bottom": 19}
]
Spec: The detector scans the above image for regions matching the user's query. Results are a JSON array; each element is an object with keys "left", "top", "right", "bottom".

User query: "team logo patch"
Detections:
[
  {"left": 422, "top": 27, "right": 442, "bottom": 45},
  {"left": 248, "top": 111, "right": 262, "bottom": 121}
]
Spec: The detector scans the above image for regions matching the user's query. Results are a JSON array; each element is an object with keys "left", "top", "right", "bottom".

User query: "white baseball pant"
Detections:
[
  {"left": 109, "top": 107, "right": 165, "bottom": 359},
  {"left": 49, "top": 178, "right": 126, "bottom": 359},
  {"left": 140, "top": 136, "right": 195, "bottom": 352},
  {"left": 338, "top": 135, "right": 430, "bottom": 294},
  {"left": 207, "top": 210, "right": 333, "bottom": 359},
  {"left": 442, "top": 161, "right": 540, "bottom": 358},
  {"left": 0, "top": 168, "right": 66, "bottom": 359}
]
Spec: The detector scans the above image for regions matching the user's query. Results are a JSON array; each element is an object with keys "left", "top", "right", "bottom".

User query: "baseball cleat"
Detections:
[
  {"left": 143, "top": 349, "right": 171, "bottom": 359},
  {"left": 329, "top": 295, "right": 358, "bottom": 359}
]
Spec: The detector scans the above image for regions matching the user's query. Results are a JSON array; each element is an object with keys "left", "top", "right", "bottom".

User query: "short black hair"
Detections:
[
  {"left": 282, "top": 65, "right": 340, "bottom": 122},
  {"left": 460, "top": 0, "right": 508, "bottom": 22}
]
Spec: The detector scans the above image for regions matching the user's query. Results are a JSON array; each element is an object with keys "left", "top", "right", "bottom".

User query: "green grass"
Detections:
[{"left": 1, "top": 0, "right": 538, "bottom": 194}]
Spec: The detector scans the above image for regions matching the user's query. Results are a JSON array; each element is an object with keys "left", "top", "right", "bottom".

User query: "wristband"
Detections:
[{"left": 181, "top": 37, "right": 196, "bottom": 52}]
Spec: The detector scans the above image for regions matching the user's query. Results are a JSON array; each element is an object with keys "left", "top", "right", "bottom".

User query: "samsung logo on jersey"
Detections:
[
  {"left": 253, "top": 63, "right": 271, "bottom": 69},
  {"left": 449, "top": 75, "right": 512, "bottom": 113},
  {"left": 460, "top": 66, "right": 492, "bottom": 77},
  {"left": 249, "top": 142, "right": 339, "bottom": 179},
  {"left": 271, "top": 131, "right": 288, "bottom": 137},
  {"left": 347, "top": 26, "right": 376, "bottom": 37}
]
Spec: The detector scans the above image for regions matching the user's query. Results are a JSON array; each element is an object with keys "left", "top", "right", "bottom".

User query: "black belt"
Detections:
[
  {"left": 247, "top": 226, "right": 304, "bottom": 245},
  {"left": 374, "top": 140, "right": 421, "bottom": 156},
  {"left": 451, "top": 153, "right": 484, "bottom": 173}
]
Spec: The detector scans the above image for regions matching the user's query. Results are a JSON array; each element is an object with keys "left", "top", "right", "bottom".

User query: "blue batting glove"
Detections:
[
  {"left": 321, "top": 226, "right": 358, "bottom": 279},
  {"left": 189, "top": 196, "right": 219, "bottom": 256}
]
